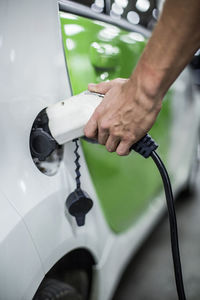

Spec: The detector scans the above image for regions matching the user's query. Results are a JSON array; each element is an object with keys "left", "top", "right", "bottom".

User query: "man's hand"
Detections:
[
  {"left": 84, "top": 0, "right": 200, "bottom": 156},
  {"left": 84, "top": 76, "right": 162, "bottom": 156}
]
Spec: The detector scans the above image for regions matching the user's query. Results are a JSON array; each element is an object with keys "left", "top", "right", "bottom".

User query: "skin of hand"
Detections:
[
  {"left": 84, "top": 0, "right": 200, "bottom": 156},
  {"left": 84, "top": 77, "right": 162, "bottom": 156}
]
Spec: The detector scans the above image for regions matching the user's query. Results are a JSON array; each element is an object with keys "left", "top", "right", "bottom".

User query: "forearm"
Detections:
[
  {"left": 132, "top": 0, "right": 200, "bottom": 99},
  {"left": 85, "top": 0, "right": 200, "bottom": 155}
]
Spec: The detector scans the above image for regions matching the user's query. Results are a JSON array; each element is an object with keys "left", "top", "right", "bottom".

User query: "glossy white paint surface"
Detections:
[
  {"left": 0, "top": 191, "right": 44, "bottom": 300},
  {"left": 0, "top": 0, "right": 199, "bottom": 299},
  {"left": 0, "top": 0, "right": 110, "bottom": 298}
]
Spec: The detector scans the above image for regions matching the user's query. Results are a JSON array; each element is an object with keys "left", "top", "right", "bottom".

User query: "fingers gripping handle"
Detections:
[{"left": 46, "top": 91, "right": 104, "bottom": 145}]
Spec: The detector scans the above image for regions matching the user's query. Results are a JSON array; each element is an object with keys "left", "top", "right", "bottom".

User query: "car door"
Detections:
[{"left": 58, "top": 0, "right": 198, "bottom": 233}]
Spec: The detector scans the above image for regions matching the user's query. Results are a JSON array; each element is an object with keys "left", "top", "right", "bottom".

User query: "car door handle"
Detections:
[{"left": 90, "top": 42, "right": 121, "bottom": 70}]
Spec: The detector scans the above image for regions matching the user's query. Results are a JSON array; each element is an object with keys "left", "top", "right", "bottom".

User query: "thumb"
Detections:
[{"left": 88, "top": 81, "right": 113, "bottom": 94}]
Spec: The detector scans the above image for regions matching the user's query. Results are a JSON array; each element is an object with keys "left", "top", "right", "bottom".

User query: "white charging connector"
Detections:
[{"left": 46, "top": 91, "right": 104, "bottom": 145}]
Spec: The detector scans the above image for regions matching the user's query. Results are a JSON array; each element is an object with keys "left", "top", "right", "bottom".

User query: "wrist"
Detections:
[
  {"left": 124, "top": 68, "right": 162, "bottom": 117},
  {"left": 130, "top": 59, "right": 168, "bottom": 102}
]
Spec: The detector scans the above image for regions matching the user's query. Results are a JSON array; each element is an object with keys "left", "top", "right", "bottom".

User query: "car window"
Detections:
[
  {"left": 69, "top": 0, "right": 105, "bottom": 13},
  {"left": 110, "top": 0, "right": 158, "bottom": 28},
  {"left": 69, "top": 0, "right": 94, "bottom": 6}
]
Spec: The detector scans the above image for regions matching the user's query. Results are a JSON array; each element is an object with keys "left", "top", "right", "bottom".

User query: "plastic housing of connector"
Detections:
[{"left": 46, "top": 91, "right": 103, "bottom": 145}]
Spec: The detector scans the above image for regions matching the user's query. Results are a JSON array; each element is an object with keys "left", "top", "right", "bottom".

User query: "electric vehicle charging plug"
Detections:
[
  {"left": 46, "top": 91, "right": 104, "bottom": 145},
  {"left": 30, "top": 91, "right": 104, "bottom": 161}
]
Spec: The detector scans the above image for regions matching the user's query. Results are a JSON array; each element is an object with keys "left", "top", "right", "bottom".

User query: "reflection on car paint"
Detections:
[{"left": 60, "top": 11, "right": 172, "bottom": 233}]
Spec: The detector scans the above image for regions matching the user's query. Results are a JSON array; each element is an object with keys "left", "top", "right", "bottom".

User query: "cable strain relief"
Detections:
[{"left": 131, "top": 134, "right": 158, "bottom": 158}]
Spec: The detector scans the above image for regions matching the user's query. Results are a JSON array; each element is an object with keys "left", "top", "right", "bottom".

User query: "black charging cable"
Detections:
[{"left": 131, "top": 134, "right": 186, "bottom": 300}]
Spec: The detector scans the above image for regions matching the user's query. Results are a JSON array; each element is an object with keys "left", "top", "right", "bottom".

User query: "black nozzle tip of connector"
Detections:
[
  {"left": 30, "top": 109, "right": 58, "bottom": 161},
  {"left": 30, "top": 128, "right": 57, "bottom": 161}
]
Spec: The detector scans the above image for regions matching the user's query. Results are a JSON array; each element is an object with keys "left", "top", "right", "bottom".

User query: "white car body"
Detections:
[{"left": 0, "top": 0, "right": 199, "bottom": 299}]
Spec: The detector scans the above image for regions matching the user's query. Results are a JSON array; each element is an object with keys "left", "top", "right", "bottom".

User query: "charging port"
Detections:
[{"left": 30, "top": 109, "right": 64, "bottom": 176}]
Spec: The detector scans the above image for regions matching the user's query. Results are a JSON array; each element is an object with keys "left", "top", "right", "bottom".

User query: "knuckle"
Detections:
[
  {"left": 110, "top": 132, "right": 119, "bottom": 139},
  {"left": 123, "top": 133, "right": 136, "bottom": 143},
  {"left": 100, "top": 120, "right": 109, "bottom": 131}
]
